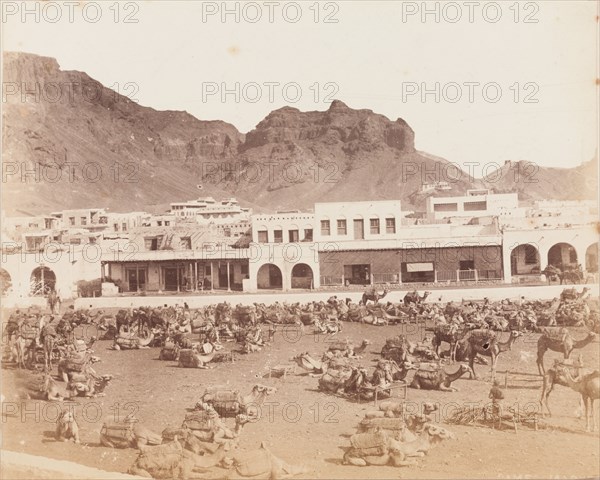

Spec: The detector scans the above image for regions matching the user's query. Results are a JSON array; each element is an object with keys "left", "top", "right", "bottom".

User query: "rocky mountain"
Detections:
[
  {"left": 481, "top": 159, "right": 598, "bottom": 202},
  {"left": 2, "top": 52, "right": 596, "bottom": 216}
]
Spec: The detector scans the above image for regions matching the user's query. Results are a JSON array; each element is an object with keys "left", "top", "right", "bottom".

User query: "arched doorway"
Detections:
[
  {"left": 30, "top": 266, "right": 56, "bottom": 296},
  {"left": 586, "top": 243, "right": 599, "bottom": 273},
  {"left": 291, "top": 264, "right": 314, "bottom": 289},
  {"left": 510, "top": 244, "right": 540, "bottom": 275},
  {"left": 0, "top": 268, "right": 12, "bottom": 296},
  {"left": 547, "top": 243, "right": 578, "bottom": 270},
  {"left": 257, "top": 264, "right": 283, "bottom": 290}
]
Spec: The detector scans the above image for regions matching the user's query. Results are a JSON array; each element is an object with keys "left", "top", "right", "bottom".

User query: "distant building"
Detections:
[
  {"left": 426, "top": 191, "right": 521, "bottom": 221},
  {"left": 169, "top": 197, "right": 251, "bottom": 222},
  {"left": 1, "top": 191, "right": 598, "bottom": 299}
]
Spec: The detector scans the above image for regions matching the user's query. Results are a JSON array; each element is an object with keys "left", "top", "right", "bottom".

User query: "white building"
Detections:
[
  {"left": 426, "top": 191, "right": 521, "bottom": 221},
  {"left": 169, "top": 197, "right": 251, "bottom": 223}
]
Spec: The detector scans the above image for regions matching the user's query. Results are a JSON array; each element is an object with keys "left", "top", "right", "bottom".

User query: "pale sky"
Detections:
[{"left": 2, "top": 0, "right": 598, "bottom": 174}]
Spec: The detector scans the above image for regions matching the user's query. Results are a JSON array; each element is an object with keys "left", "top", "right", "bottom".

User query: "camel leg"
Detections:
[
  {"left": 540, "top": 375, "right": 555, "bottom": 417},
  {"left": 584, "top": 397, "right": 591, "bottom": 432},
  {"left": 536, "top": 347, "right": 546, "bottom": 377},
  {"left": 469, "top": 356, "right": 478, "bottom": 380},
  {"left": 439, "top": 384, "right": 456, "bottom": 392}
]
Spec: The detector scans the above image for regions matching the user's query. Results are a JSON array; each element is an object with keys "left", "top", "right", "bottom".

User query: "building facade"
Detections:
[{"left": 1, "top": 194, "right": 598, "bottom": 299}]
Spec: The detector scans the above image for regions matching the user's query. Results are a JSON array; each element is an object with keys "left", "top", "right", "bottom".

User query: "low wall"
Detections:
[
  {"left": 0, "top": 450, "right": 145, "bottom": 480},
  {"left": 72, "top": 284, "right": 599, "bottom": 310}
]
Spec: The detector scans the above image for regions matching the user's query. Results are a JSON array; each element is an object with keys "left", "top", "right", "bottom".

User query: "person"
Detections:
[{"left": 487, "top": 380, "right": 505, "bottom": 425}]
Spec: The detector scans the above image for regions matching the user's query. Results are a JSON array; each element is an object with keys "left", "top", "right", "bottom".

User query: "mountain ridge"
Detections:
[{"left": 2, "top": 51, "right": 596, "bottom": 216}]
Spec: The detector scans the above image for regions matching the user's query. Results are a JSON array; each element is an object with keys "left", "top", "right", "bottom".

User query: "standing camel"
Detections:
[
  {"left": 552, "top": 365, "right": 600, "bottom": 431},
  {"left": 456, "top": 329, "right": 522, "bottom": 380},
  {"left": 536, "top": 328, "right": 597, "bottom": 376},
  {"left": 362, "top": 286, "right": 389, "bottom": 305},
  {"left": 403, "top": 291, "right": 431, "bottom": 306}
]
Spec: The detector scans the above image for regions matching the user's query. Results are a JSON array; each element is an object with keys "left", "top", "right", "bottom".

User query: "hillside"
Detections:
[{"left": 1, "top": 52, "right": 596, "bottom": 216}]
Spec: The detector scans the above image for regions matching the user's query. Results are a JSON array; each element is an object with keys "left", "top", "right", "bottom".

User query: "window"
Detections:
[
  {"left": 145, "top": 237, "right": 159, "bottom": 251},
  {"left": 304, "top": 229, "right": 313, "bottom": 241},
  {"left": 157, "top": 221, "right": 163, "bottom": 226},
  {"left": 164, "top": 221, "right": 170, "bottom": 226},
  {"left": 28, "top": 222, "right": 37, "bottom": 228},
  {"left": 69, "top": 217, "right": 75, "bottom": 226},
  {"left": 464, "top": 201, "right": 487, "bottom": 211},
  {"left": 180, "top": 237, "right": 192, "bottom": 250},
  {"left": 337, "top": 219, "right": 347, "bottom": 235},
  {"left": 274, "top": 230, "right": 283, "bottom": 243},
  {"left": 114, "top": 223, "right": 119, "bottom": 231},
  {"left": 460, "top": 260, "right": 475, "bottom": 270},
  {"left": 241, "top": 264, "right": 249, "bottom": 275},
  {"left": 89, "top": 237, "right": 97, "bottom": 244},
  {"left": 99, "top": 216, "right": 108, "bottom": 224},
  {"left": 81, "top": 217, "right": 87, "bottom": 225},
  {"left": 122, "top": 223, "right": 127, "bottom": 231},
  {"left": 258, "top": 231, "right": 268, "bottom": 243},
  {"left": 70, "top": 238, "right": 81, "bottom": 245},
  {"left": 386, "top": 218, "right": 396, "bottom": 234},
  {"left": 524, "top": 245, "right": 538, "bottom": 265},
  {"left": 433, "top": 203, "right": 458, "bottom": 212},
  {"left": 289, "top": 230, "right": 299, "bottom": 242},
  {"left": 224, "top": 228, "right": 231, "bottom": 237},
  {"left": 321, "top": 220, "right": 330, "bottom": 236},
  {"left": 370, "top": 218, "right": 380, "bottom": 234}
]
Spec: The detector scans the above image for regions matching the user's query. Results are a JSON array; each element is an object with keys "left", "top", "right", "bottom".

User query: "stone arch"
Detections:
[
  {"left": 30, "top": 266, "right": 56, "bottom": 296},
  {"left": 0, "top": 268, "right": 12, "bottom": 296},
  {"left": 547, "top": 242, "right": 578, "bottom": 269},
  {"left": 510, "top": 244, "right": 540, "bottom": 275},
  {"left": 257, "top": 263, "right": 283, "bottom": 290},
  {"left": 586, "top": 243, "right": 599, "bottom": 273},
  {"left": 291, "top": 263, "right": 314, "bottom": 289}
]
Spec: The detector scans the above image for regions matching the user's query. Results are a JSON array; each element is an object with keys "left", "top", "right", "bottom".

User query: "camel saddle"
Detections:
[
  {"left": 62, "top": 353, "right": 88, "bottom": 372},
  {"left": 349, "top": 431, "right": 388, "bottom": 456},
  {"left": 359, "top": 417, "right": 405, "bottom": 431},
  {"left": 100, "top": 421, "right": 136, "bottom": 448},
  {"left": 115, "top": 336, "right": 140, "bottom": 349},
  {"left": 182, "top": 412, "right": 216, "bottom": 432},
  {"left": 41, "top": 324, "right": 57, "bottom": 338},
  {"left": 207, "top": 390, "right": 241, "bottom": 414},
  {"left": 20, "top": 325, "right": 39, "bottom": 340}
]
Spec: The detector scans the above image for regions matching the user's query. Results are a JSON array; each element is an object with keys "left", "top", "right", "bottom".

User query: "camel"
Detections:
[
  {"left": 362, "top": 286, "right": 390, "bottom": 305},
  {"left": 540, "top": 357, "right": 585, "bottom": 417},
  {"left": 328, "top": 339, "right": 371, "bottom": 358},
  {"left": 343, "top": 425, "right": 454, "bottom": 467},
  {"left": 182, "top": 412, "right": 250, "bottom": 444},
  {"left": 456, "top": 329, "right": 522, "bottom": 380},
  {"left": 432, "top": 323, "right": 468, "bottom": 361},
  {"left": 552, "top": 365, "right": 600, "bottom": 431},
  {"left": 224, "top": 441, "right": 308, "bottom": 478},
  {"left": 201, "top": 384, "right": 277, "bottom": 418},
  {"left": 56, "top": 411, "right": 80, "bottom": 443},
  {"left": 410, "top": 364, "right": 471, "bottom": 391},
  {"left": 536, "top": 328, "right": 597, "bottom": 376},
  {"left": 129, "top": 437, "right": 230, "bottom": 479},
  {"left": 40, "top": 372, "right": 65, "bottom": 402},
  {"left": 178, "top": 349, "right": 215, "bottom": 368},
  {"left": 291, "top": 351, "right": 345, "bottom": 374},
  {"left": 403, "top": 291, "right": 431, "bottom": 306},
  {"left": 561, "top": 287, "right": 590, "bottom": 303}
]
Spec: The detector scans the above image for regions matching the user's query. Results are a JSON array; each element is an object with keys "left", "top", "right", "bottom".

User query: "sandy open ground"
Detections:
[{"left": 2, "top": 295, "right": 599, "bottom": 479}]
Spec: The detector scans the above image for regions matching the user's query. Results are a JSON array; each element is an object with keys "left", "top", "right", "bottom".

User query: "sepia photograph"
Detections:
[{"left": 1, "top": 1, "right": 599, "bottom": 479}]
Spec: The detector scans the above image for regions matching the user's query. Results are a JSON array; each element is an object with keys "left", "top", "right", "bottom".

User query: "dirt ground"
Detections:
[{"left": 1, "top": 308, "right": 599, "bottom": 480}]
